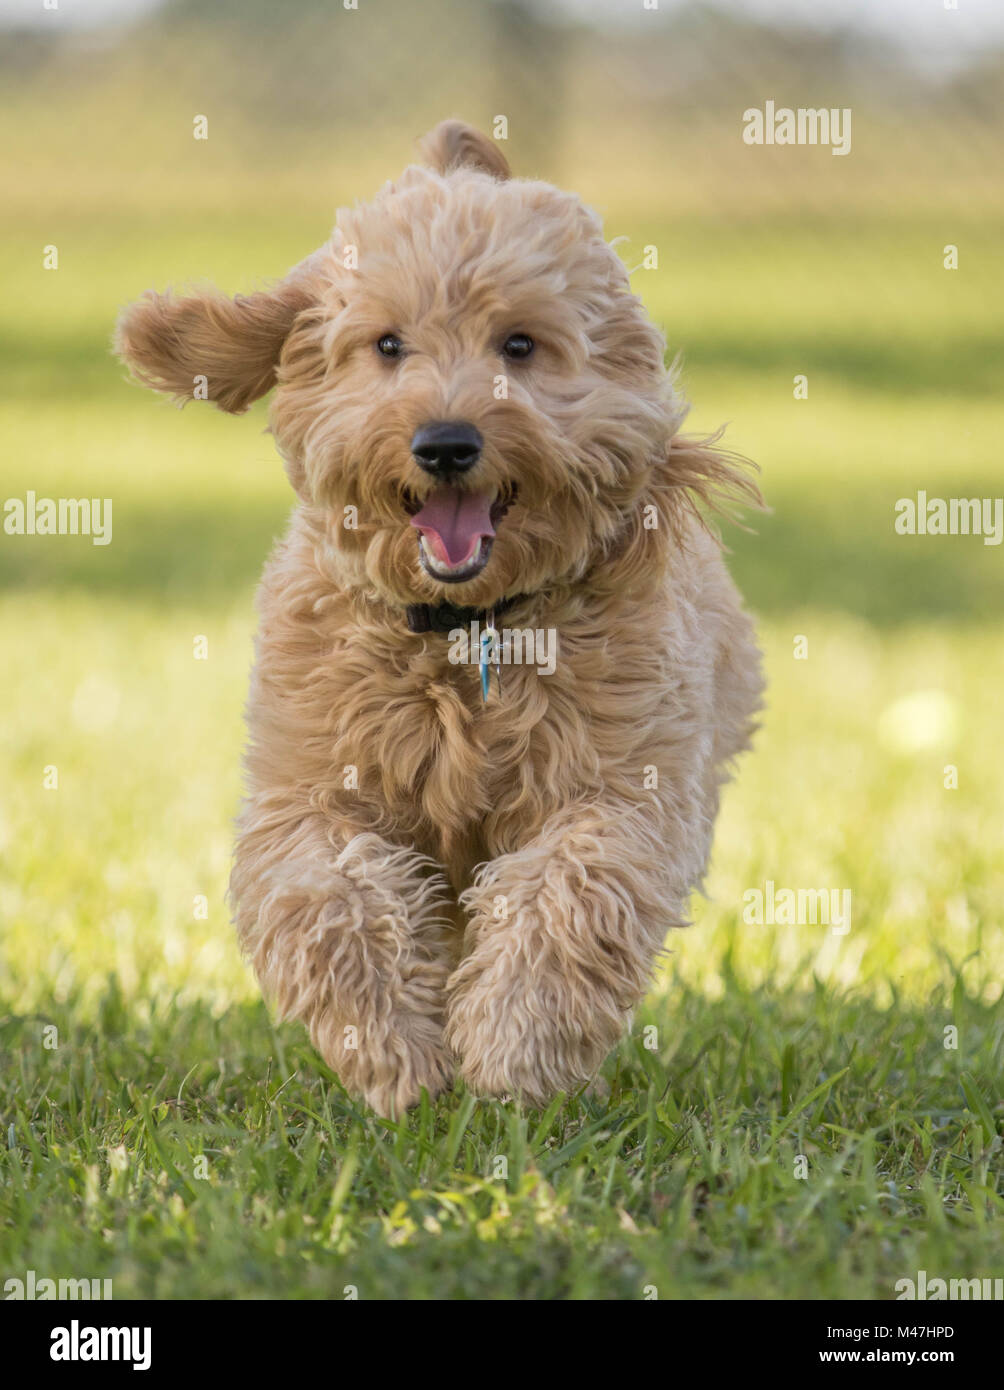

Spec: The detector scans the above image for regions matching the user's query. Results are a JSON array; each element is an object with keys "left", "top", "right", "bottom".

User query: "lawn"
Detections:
[{"left": 1, "top": 208, "right": 1002, "bottom": 1299}]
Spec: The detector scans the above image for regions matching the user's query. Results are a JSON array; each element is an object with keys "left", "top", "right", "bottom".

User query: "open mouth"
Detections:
[{"left": 407, "top": 483, "right": 516, "bottom": 584}]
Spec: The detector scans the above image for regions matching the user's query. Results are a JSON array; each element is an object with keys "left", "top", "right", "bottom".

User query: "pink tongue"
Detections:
[{"left": 410, "top": 487, "right": 495, "bottom": 567}]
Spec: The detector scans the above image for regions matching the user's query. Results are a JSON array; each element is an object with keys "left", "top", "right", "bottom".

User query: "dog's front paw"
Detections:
[
  {"left": 445, "top": 929, "right": 625, "bottom": 1107},
  {"left": 313, "top": 1009, "right": 453, "bottom": 1117},
  {"left": 236, "top": 833, "right": 456, "bottom": 1117}
]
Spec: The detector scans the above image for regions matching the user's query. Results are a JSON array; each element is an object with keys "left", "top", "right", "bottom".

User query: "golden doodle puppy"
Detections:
[{"left": 116, "top": 121, "right": 763, "bottom": 1115}]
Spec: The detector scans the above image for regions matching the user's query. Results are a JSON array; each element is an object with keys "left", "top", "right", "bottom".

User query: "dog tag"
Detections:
[{"left": 479, "top": 617, "right": 502, "bottom": 703}]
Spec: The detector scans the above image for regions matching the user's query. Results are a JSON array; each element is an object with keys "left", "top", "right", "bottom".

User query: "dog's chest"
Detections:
[{"left": 325, "top": 634, "right": 554, "bottom": 858}]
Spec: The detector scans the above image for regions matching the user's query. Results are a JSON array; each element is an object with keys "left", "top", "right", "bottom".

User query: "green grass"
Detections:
[
  {"left": 1, "top": 199, "right": 1002, "bottom": 1298},
  {"left": 3, "top": 982, "right": 1001, "bottom": 1300}
]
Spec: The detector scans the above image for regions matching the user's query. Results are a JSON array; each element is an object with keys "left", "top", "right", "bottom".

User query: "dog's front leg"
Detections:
[
  {"left": 446, "top": 799, "right": 687, "bottom": 1105},
  {"left": 232, "top": 819, "right": 454, "bottom": 1115}
]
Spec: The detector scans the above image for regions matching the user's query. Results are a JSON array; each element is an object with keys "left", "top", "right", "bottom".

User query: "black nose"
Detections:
[{"left": 411, "top": 421, "right": 483, "bottom": 477}]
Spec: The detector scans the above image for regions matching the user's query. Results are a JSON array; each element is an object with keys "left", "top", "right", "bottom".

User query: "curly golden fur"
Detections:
[{"left": 115, "top": 121, "right": 764, "bottom": 1114}]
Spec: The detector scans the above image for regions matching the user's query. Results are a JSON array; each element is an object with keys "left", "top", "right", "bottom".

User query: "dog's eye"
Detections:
[
  {"left": 377, "top": 333, "right": 404, "bottom": 359},
  {"left": 502, "top": 333, "right": 534, "bottom": 361}
]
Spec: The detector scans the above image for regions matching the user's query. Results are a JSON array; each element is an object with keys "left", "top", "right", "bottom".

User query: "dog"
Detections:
[{"left": 115, "top": 121, "right": 763, "bottom": 1115}]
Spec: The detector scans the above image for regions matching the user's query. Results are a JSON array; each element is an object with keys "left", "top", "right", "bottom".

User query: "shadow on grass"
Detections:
[
  {"left": 3, "top": 484, "right": 1002, "bottom": 624},
  {"left": 0, "top": 495, "right": 292, "bottom": 605},
  {"left": 676, "top": 330, "right": 1004, "bottom": 401},
  {"left": 728, "top": 483, "right": 1004, "bottom": 623},
  {"left": 6, "top": 324, "right": 1004, "bottom": 403}
]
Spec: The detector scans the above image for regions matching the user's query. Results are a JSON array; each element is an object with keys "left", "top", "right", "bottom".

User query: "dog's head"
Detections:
[{"left": 116, "top": 121, "right": 756, "bottom": 609}]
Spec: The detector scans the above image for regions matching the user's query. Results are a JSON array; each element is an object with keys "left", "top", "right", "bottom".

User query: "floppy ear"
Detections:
[
  {"left": 663, "top": 430, "right": 764, "bottom": 534},
  {"left": 114, "top": 255, "right": 321, "bottom": 414},
  {"left": 417, "top": 119, "right": 511, "bottom": 180},
  {"left": 592, "top": 430, "right": 764, "bottom": 594}
]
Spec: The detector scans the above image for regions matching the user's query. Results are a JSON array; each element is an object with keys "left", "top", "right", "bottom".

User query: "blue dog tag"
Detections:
[{"left": 480, "top": 618, "right": 501, "bottom": 703}]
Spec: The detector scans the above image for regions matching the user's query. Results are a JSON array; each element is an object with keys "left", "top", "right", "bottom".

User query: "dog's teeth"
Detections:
[{"left": 420, "top": 535, "right": 484, "bottom": 576}]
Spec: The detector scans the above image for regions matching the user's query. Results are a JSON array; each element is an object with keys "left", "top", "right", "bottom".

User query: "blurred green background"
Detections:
[
  {"left": 3, "top": 0, "right": 1002, "bottom": 1002},
  {"left": 0, "top": 0, "right": 1002, "bottom": 1299}
]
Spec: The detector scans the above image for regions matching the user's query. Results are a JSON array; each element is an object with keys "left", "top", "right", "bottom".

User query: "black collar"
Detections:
[{"left": 404, "top": 592, "right": 530, "bottom": 635}]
